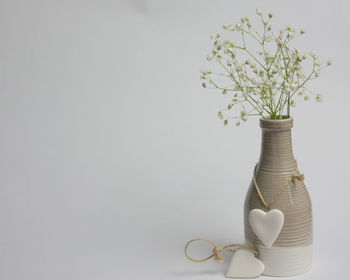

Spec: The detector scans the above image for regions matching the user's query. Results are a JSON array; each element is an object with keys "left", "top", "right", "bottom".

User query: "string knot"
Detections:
[
  {"left": 292, "top": 173, "right": 304, "bottom": 182},
  {"left": 184, "top": 238, "right": 257, "bottom": 263},
  {"left": 213, "top": 247, "right": 224, "bottom": 263}
]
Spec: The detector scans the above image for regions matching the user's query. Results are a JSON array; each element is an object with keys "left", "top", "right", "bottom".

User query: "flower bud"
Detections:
[{"left": 218, "top": 111, "right": 224, "bottom": 120}]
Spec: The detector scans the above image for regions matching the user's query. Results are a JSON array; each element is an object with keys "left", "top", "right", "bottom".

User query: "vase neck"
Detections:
[{"left": 258, "top": 118, "right": 296, "bottom": 173}]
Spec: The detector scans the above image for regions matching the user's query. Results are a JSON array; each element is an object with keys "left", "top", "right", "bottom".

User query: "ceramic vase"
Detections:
[{"left": 244, "top": 117, "right": 313, "bottom": 276}]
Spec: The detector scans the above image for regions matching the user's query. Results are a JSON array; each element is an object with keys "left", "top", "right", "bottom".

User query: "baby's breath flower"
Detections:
[
  {"left": 235, "top": 23, "right": 242, "bottom": 30},
  {"left": 316, "top": 94, "right": 322, "bottom": 102},
  {"left": 200, "top": 69, "right": 211, "bottom": 75},
  {"left": 218, "top": 111, "right": 224, "bottom": 120},
  {"left": 309, "top": 50, "right": 318, "bottom": 60},
  {"left": 223, "top": 24, "right": 235, "bottom": 31},
  {"left": 287, "top": 32, "right": 295, "bottom": 39},
  {"left": 294, "top": 65, "right": 301, "bottom": 71},
  {"left": 265, "top": 34, "right": 273, "bottom": 42},
  {"left": 206, "top": 54, "right": 214, "bottom": 61},
  {"left": 297, "top": 71, "right": 306, "bottom": 79},
  {"left": 315, "top": 60, "right": 322, "bottom": 67},
  {"left": 276, "top": 38, "right": 283, "bottom": 47},
  {"left": 297, "top": 90, "right": 304, "bottom": 96},
  {"left": 201, "top": 9, "right": 331, "bottom": 126}
]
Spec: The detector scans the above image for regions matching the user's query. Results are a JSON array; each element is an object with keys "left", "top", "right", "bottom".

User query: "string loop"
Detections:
[{"left": 184, "top": 238, "right": 257, "bottom": 263}]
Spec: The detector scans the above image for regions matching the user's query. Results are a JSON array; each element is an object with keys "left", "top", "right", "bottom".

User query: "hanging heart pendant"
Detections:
[
  {"left": 226, "top": 249, "right": 264, "bottom": 278},
  {"left": 248, "top": 209, "right": 284, "bottom": 248}
]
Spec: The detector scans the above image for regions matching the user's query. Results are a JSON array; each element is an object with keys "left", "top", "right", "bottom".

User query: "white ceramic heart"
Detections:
[
  {"left": 226, "top": 249, "right": 264, "bottom": 278},
  {"left": 248, "top": 209, "right": 284, "bottom": 248}
]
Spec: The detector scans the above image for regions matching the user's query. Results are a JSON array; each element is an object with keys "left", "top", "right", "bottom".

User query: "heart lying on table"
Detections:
[
  {"left": 248, "top": 209, "right": 284, "bottom": 248},
  {"left": 226, "top": 249, "right": 264, "bottom": 278}
]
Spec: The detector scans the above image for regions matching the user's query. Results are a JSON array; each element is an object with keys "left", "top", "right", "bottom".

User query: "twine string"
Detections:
[
  {"left": 253, "top": 163, "right": 305, "bottom": 209},
  {"left": 184, "top": 238, "right": 257, "bottom": 263},
  {"left": 184, "top": 164, "right": 305, "bottom": 264}
]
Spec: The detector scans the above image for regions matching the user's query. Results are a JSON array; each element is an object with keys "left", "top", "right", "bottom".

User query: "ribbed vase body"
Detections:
[{"left": 244, "top": 118, "right": 313, "bottom": 276}]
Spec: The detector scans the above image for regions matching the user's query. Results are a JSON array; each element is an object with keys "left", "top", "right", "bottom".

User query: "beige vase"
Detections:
[{"left": 244, "top": 117, "right": 313, "bottom": 277}]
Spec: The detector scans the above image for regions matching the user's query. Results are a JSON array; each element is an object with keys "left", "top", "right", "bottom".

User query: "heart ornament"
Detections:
[
  {"left": 248, "top": 209, "right": 284, "bottom": 248},
  {"left": 226, "top": 249, "right": 264, "bottom": 278}
]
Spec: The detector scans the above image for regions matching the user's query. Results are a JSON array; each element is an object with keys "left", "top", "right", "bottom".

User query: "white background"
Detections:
[{"left": 0, "top": 0, "right": 349, "bottom": 279}]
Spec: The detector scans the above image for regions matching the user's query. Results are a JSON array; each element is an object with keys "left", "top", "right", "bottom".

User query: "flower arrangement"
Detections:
[{"left": 201, "top": 9, "right": 332, "bottom": 126}]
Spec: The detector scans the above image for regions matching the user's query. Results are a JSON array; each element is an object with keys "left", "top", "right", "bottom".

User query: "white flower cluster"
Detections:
[{"left": 201, "top": 9, "right": 332, "bottom": 126}]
